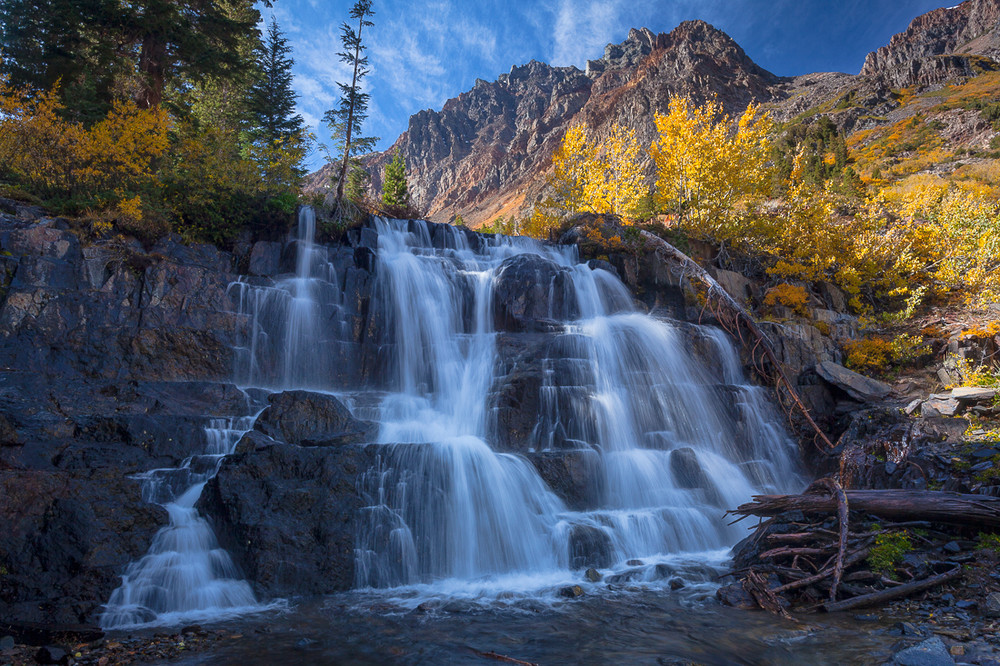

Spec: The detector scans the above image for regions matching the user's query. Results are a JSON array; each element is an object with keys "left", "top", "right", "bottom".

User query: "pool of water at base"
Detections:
[{"left": 135, "top": 588, "right": 903, "bottom": 666}]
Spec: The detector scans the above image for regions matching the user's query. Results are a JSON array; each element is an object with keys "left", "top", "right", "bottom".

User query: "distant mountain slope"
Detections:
[{"left": 305, "top": 0, "right": 1000, "bottom": 227}]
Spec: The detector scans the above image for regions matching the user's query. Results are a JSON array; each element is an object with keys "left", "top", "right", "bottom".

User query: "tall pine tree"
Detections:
[
  {"left": 324, "top": 0, "right": 378, "bottom": 203},
  {"left": 248, "top": 19, "right": 303, "bottom": 147},
  {"left": 246, "top": 18, "right": 307, "bottom": 191}
]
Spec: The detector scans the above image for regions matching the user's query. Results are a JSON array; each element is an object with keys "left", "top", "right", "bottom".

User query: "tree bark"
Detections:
[
  {"left": 822, "top": 568, "right": 962, "bottom": 613},
  {"left": 733, "top": 489, "right": 1000, "bottom": 528}
]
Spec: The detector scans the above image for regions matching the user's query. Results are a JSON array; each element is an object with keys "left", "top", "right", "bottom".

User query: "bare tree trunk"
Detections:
[
  {"left": 335, "top": 15, "right": 365, "bottom": 203},
  {"left": 732, "top": 488, "right": 1000, "bottom": 528},
  {"left": 136, "top": 33, "right": 166, "bottom": 109}
]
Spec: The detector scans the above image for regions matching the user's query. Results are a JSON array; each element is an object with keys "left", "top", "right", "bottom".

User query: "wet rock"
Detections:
[
  {"left": 715, "top": 582, "right": 756, "bottom": 610},
  {"left": 669, "top": 447, "right": 721, "bottom": 505},
  {"left": 253, "top": 390, "right": 376, "bottom": 446},
  {"left": 584, "top": 568, "right": 602, "bottom": 583},
  {"left": 0, "top": 636, "right": 13, "bottom": 650},
  {"left": 605, "top": 568, "right": 644, "bottom": 585},
  {"left": 233, "top": 430, "right": 278, "bottom": 455},
  {"left": 527, "top": 449, "right": 602, "bottom": 510},
  {"left": 197, "top": 442, "right": 376, "bottom": 597},
  {"left": 942, "top": 541, "right": 962, "bottom": 554},
  {"left": 888, "top": 636, "right": 954, "bottom": 665},
  {"left": 626, "top": 559, "right": 644, "bottom": 566},
  {"left": 559, "top": 585, "right": 584, "bottom": 598},
  {"left": 815, "top": 361, "right": 892, "bottom": 402},
  {"left": 568, "top": 524, "right": 613, "bottom": 569},
  {"left": 669, "top": 578, "right": 685, "bottom": 591},
  {"left": 493, "top": 254, "right": 578, "bottom": 330}
]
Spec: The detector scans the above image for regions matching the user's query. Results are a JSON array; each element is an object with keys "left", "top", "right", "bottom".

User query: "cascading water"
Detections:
[
  {"left": 232, "top": 207, "right": 352, "bottom": 390},
  {"left": 355, "top": 218, "right": 804, "bottom": 595},
  {"left": 106, "top": 209, "right": 804, "bottom": 627},
  {"left": 101, "top": 417, "right": 263, "bottom": 628},
  {"left": 99, "top": 208, "right": 340, "bottom": 628}
]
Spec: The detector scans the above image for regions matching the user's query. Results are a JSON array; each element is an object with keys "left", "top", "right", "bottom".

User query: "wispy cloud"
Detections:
[{"left": 550, "top": 0, "right": 628, "bottom": 66}]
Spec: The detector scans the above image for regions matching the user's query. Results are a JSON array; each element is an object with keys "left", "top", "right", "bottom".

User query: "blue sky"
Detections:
[{"left": 260, "top": 0, "right": 957, "bottom": 167}]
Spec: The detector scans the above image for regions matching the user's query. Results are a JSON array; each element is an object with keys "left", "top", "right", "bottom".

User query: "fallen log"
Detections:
[
  {"left": 732, "top": 489, "right": 1000, "bottom": 528},
  {"left": 822, "top": 568, "right": 962, "bottom": 613},
  {"left": 639, "top": 230, "right": 834, "bottom": 450}
]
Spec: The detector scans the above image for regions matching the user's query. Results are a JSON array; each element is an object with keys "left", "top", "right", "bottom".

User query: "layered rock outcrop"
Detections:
[{"left": 0, "top": 207, "right": 868, "bottom": 624}]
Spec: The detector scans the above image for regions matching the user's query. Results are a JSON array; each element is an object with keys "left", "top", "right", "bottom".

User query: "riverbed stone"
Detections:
[{"left": 888, "top": 636, "right": 954, "bottom": 666}]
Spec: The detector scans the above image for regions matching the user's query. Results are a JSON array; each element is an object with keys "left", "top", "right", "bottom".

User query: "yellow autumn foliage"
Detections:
[
  {"left": 0, "top": 77, "right": 169, "bottom": 216},
  {"left": 523, "top": 122, "right": 646, "bottom": 239},
  {"left": 649, "top": 96, "right": 774, "bottom": 237}
]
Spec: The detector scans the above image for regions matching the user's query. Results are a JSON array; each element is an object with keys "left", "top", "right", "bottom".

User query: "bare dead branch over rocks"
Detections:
[{"left": 639, "top": 230, "right": 834, "bottom": 450}]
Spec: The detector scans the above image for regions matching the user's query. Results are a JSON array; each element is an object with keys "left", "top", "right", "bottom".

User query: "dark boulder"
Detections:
[
  {"left": 669, "top": 447, "right": 721, "bottom": 505},
  {"left": 527, "top": 449, "right": 603, "bottom": 510},
  {"left": 253, "top": 390, "right": 376, "bottom": 446},
  {"left": 568, "top": 524, "right": 613, "bottom": 570},
  {"left": 197, "top": 442, "right": 376, "bottom": 598},
  {"left": 493, "top": 254, "right": 578, "bottom": 330}
]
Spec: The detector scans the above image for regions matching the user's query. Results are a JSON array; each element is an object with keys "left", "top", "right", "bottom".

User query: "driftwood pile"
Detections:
[{"left": 725, "top": 479, "right": 1000, "bottom": 614}]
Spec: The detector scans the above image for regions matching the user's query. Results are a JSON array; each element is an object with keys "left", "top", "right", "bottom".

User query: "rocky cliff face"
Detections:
[
  {"left": 305, "top": 2, "right": 1000, "bottom": 228},
  {"left": 861, "top": 0, "right": 1000, "bottom": 87},
  {"left": 0, "top": 203, "right": 859, "bottom": 629}
]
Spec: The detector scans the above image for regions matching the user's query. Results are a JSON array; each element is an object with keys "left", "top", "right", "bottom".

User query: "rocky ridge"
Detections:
[{"left": 305, "top": 0, "right": 1000, "bottom": 227}]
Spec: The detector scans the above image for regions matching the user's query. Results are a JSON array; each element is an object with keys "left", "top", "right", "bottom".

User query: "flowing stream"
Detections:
[{"left": 103, "top": 208, "right": 804, "bottom": 628}]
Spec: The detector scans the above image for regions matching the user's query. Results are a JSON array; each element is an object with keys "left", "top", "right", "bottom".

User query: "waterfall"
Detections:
[
  {"left": 356, "top": 219, "right": 803, "bottom": 592},
  {"left": 231, "top": 206, "right": 350, "bottom": 390},
  {"left": 100, "top": 417, "right": 262, "bottom": 628},
  {"left": 99, "top": 206, "right": 338, "bottom": 629},
  {"left": 105, "top": 210, "right": 804, "bottom": 626}
]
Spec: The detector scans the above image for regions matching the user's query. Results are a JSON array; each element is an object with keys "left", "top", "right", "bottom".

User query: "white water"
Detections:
[
  {"left": 104, "top": 210, "right": 804, "bottom": 626},
  {"left": 99, "top": 210, "right": 340, "bottom": 629},
  {"left": 101, "top": 417, "right": 266, "bottom": 628},
  {"left": 355, "top": 218, "right": 804, "bottom": 595}
]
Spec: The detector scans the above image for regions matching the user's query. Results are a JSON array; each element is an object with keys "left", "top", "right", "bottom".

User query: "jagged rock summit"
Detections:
[
  {"left": 306, "top": 1, "right": 1000, "bottom": 227},
  {"left": 861, "top": 0, "right": 1000, "bottom": 86}
]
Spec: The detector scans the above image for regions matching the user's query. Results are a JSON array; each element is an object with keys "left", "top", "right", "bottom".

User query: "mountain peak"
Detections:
[{"left": 861, "top": 0, "right": 1000, "bottom": 85}]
